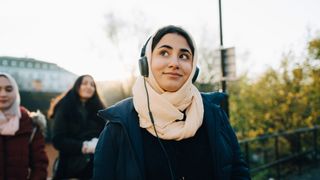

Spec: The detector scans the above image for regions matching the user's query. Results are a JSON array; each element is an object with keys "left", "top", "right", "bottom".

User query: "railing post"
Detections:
[
  {"left": 245, "top": 142, "right": 250, "bottom": 167},
  {"left": 314, "top": 127, "right": 318, "bottom": 164},
  {"left": 297, "top": 132, "right": 301, "bottom": 175},
  {"left": 275, "top": 136, "right": 280, "bottom": 179}
]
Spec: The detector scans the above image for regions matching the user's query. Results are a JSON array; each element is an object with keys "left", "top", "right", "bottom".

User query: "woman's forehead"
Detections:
[
  {"left": 82, "top": 76, "right": 94, "bottom": 82},
  {"left": 156, "top": 34, "right": 191, "bottom": 50},
  {"left": 0, "top": 76, "right": 12, "bottom": 86}
]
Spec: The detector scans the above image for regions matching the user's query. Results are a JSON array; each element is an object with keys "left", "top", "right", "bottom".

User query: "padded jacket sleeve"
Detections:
[
  {"left": 219, "top": 108, "right": 251, "bottom": 179},
  {"left": 29, "top": 128, "right": 49, "bottom": 180},
  {"left": 52, "top": 108, "right": 83, "bottom": 154},
  {"left": 93, "top": 123, "right": 118, "bottom": 180}
]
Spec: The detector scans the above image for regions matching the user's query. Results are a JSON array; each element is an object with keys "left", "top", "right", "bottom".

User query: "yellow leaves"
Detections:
[
  {"left": 264, "top": 113, "right": 271, "bottom": 120},
  {"left": 305, "top": 116, "right": 314, "bottom": 127},
  {"left": 248, "top": 130, "right": 258, "bottom": 138},
  {"left": 308, "top": 38, "right": 320, "bottom": 59},
  {"left": 293, "top": 68, "right": 303, "bottom": 81},
  {"left": 247, "top": 128, "right": 265, "bottom": 138},
  {"left": 280, "top": 104, "right": 289, "bottom": 112},
  {"left": 278, "top": 90, "right": 285, "bottom": 96},
  {"left": 267, "top": 127, "right": 275, "bottom": 133}
]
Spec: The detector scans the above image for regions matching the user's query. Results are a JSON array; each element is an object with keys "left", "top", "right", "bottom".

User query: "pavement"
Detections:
[{"left": 45, "top": 143, "right": 58, "bottom": 179}]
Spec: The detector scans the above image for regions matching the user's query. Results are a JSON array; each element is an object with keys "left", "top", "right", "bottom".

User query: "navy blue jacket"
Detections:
[{"left": 93, "top": 93, "right": 250, "bottom": 180}]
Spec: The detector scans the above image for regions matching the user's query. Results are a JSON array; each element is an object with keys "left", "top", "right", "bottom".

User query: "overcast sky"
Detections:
[{"left": 0, "top": 0, "right": 319, "bottom": 81}]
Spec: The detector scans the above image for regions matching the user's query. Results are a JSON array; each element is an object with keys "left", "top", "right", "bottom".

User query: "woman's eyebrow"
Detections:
[
  {"left": 158, "top": 45, "right": 191, "bottom": 54},
  {"left": 180, "top": 48, "right": 191, "bottom": 54},
  {"left": 158, "top": 45, "right": 173, "bottom": 49}
]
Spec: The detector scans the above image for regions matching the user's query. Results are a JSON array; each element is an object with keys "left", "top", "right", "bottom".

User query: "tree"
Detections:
[
  {"left": 229, "top": 37, "right": 320, "bottom": 139},
  {"left": 102, "top": 12, "right": 151, "bottom": 100},
  {"left": 308, "top": 38, "right": 320, "bottom": 60}
]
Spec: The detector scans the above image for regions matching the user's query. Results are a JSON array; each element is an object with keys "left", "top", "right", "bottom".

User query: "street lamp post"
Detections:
[
  {"left": 219, "top": 0, "right": 224, "bottom": 47},
  {"left": 218, "top": 0, "right": 230, "bottom": 117}
]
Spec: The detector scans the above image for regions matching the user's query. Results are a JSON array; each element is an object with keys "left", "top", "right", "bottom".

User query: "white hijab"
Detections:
[
  {"left": 0, "top": 73, "right": 21, "bottom": 136},
  {"left": 132, "top": 28, "right": 204, "bottom": 141}
]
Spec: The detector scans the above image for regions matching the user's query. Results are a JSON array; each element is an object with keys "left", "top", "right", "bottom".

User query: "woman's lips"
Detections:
[
  {"left": 0, "top": 99, "right": 8, "bottom": 103},
  {"left": 163, "top": 72, "right": 182, "bottom": 77}
]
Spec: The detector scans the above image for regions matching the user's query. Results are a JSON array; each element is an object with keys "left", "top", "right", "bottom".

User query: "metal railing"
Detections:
[{"left": 239, "top": 126, "right": 319, "bottom": 179}]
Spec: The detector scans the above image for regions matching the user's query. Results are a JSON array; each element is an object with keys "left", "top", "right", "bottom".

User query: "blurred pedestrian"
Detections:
[
  {"left": 94, "top": 25, "right": 250, "bottom": 180},
  {"left": 52, "top": 74, "right": 105, "bottom": 179},
  {"left": 0, "top": 72, "right": 48, "bottom": 180}
]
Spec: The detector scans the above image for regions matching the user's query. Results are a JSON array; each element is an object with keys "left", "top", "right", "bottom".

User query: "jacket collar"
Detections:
[{"left": 98, "top": 97, "right": 146, "bottom": 179}]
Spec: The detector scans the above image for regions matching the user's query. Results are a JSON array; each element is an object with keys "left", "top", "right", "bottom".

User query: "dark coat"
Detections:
[
  {"left": 0, "top": 107, "right": 48, "bottom": 180},
  {"left": 52, "top": 102, "right": 105, "bottom": 179},
  {"left": 93, "top": 93, "right": 250, "bottom": 180}
]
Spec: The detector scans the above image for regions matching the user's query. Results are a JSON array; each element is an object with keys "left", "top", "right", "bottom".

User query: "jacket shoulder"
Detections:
[
  {"left": 19, "top": 106, "right": 32, "bottom": 124},
  {"left": 201, "top": 92, "right": 227, "bottom": 107},
  {"left": 98, "top": 97, "right": 134, "bottom": 122},
  {"left": 15, "top": 107, "right": 33, "bottom": 134}
]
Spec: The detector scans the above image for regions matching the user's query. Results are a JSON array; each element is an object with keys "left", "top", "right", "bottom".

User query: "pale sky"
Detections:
[{"left": 0, "top": 0, "right": 319, "bottom": 81}]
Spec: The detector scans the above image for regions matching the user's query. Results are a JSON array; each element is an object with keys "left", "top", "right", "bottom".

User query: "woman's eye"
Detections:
[
  {"left": 5, "top": 86, "right": 13, "bottom": 92},
  {"left": 82, "top": 83, "right": 89, "bottom": 87},
  {"left": 160, "top": 51, "right": 169, "bottom": 56},
  {"left": 180, "top": 54, "right": 190, "bottom": 60}
]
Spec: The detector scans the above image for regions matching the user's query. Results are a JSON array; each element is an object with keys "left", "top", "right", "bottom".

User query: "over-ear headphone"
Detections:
[{"left": 138, "top": 37, "right": 200, "bottom": 83}]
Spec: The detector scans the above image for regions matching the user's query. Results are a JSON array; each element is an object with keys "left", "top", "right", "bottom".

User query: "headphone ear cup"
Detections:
[
  {"left": 192, "top": 66, "right": 200, "bottom": 83},
  {"left": 139, "top": 56, "right": 149, "bottom": 77}
]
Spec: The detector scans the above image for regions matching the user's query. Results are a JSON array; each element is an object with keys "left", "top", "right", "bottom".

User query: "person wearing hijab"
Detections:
[
  {"left": 0, "top": 73, "right": 48, "bottom": 180},
  {"left": 93, "top": 25, "right": 250, "bottom": 180},
  {"left": 51, "top": 75, "right": 106, "bottom": 179}
]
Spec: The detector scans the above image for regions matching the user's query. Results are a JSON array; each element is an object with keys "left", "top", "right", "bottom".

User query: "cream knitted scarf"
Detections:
[{"left": 132, "top": 33, "right": 204, "bottom": 141}]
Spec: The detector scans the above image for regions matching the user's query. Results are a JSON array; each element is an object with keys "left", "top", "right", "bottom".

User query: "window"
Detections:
[
  {"left": 27, "top": 62, "right": 33, "bottom": 68},
  {"left": 42, "top": 64, "right": 48, "bottom": 69},
  {"left": 19, "top": 62, "right": 25, "bottom": 67},
  {"left": 35, "top": 63, "right": 40, "bottom": 68},
  {"left": 11, "top": 61, "right": 17, "bottom": 66},
  {"left": 2, "top": 60, "right": 8, "bottom": 66}
]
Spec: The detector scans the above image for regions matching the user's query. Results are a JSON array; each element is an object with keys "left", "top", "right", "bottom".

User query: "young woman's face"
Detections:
[
  {"left": 151, "top": 33, "right": 193, "bottom": 92},
  {"left": 0, "top": 76, "right": 16, "bottom": 111},
  {"left": 78, "top": 76, "right": 95, "bottom": 102}
]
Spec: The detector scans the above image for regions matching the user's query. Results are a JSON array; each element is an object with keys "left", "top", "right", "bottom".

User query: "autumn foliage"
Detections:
[{"left": 228, "top": 38, "right": 320, "bottom": 139}]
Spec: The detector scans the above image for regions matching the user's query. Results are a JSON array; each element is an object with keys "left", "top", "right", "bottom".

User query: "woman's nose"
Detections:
[
  {"left": 168, "top": 56, "right": 179, "bottom": 68},
  {"left": 0, "top": 89, "right": 6, "bottom": 96}
]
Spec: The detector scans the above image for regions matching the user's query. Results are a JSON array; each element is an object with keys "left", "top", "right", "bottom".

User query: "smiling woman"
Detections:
[
  {"left": 0, "top": 73, "right": 48, "bottom": 180},
  {"left": 93, "top": 25, "right": 250, "bottom": 180},
  {"left": 51, "top": 74, "right": 106, "bottom": 179}
]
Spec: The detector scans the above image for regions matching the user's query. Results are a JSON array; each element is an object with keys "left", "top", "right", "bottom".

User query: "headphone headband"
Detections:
[{"left": 140, "top": 36, "right": 152, "bottom": 57}]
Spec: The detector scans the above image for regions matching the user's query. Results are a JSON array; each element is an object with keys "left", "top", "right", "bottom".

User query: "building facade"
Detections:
[{"left": 0, "top": 56, "right": 77, "bottom": 93}]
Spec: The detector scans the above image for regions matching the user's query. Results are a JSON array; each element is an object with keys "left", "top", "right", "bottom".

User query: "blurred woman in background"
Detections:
[
  {"left": 52, "top": 74, "right": 105, "bottom": 179},
  {"left": 0, "top": 72, "right": 48, "bottom": 180}
]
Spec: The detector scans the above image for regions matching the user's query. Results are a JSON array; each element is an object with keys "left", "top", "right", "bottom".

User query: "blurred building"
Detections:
[{"left": 0, "top": 56, "right": 77, "bottom": 93}]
